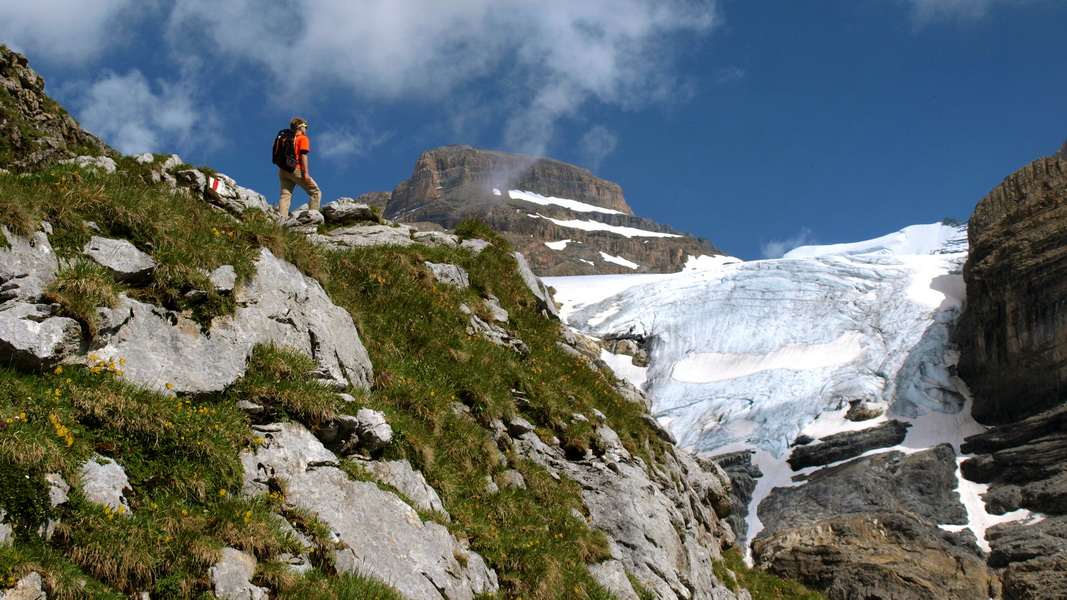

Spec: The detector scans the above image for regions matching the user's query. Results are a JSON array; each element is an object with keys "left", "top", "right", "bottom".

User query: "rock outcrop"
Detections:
[
  {"left": 752, "top": 445, "right": 991, "bottom": 600},
  {"left": 957, "top": 155, "right": 1067, "bottom": 425},
  {"left": 0, "top": 47, "right": 115, "bottom": 170},
  {"left": 384, "top": 145, "right": 724, "bottom": 276}
]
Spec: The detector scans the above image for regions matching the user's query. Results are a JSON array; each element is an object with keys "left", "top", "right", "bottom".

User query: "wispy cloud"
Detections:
[
  {"left": 761, "top": 227, "right": 815, "bottom": 259},
  {"left": 69, "top": 70, "right": 216, "bottom": 156},
  {"left": 579, "top": 126, "right": 620, "bottom": 173},
  {"left": 899, "top": 0, "right": 1032, "bottom": 27}
]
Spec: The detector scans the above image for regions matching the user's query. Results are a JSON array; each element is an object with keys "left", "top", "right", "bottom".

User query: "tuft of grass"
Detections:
[
  {"left": 43, "top": 259, "right": 120, "bottom": 336},
  {"left": 277, "top": 569, "right": 407, "bottom": 600},
  {"left": 223, "top": 344, "right": 340, "bottom": 424}
]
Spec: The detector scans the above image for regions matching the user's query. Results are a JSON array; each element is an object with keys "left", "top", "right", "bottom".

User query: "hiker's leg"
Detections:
[
  {"left": 278, "top": 169, "right": 296, "bottom": 218},
  {"left": 303, "top": 174, "right": 321, "bottom": 211}
]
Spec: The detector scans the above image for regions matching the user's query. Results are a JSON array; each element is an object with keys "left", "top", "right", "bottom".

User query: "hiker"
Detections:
[{"left": 277, "top": 117, "right": 321, "bottom": 220}]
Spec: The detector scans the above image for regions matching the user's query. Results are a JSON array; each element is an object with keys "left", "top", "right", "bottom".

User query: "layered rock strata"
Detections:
[
  {"left": 385, "top": 145, "right": 723, "bottom": 276},
  {"left": 752, "top": 445, "right": 991, "bottom": 600},
  {"left": 958, "top": 156, "right": 1067, "bottom": 424}
]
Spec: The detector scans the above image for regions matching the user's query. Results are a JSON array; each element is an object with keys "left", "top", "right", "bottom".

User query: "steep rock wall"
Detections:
[{"left": 958, "top": 157, "right": 1067, "bottom": 425}]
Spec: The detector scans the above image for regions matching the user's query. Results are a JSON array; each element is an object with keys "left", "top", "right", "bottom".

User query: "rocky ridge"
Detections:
[
  {"left": 0, "top": 47, "right": 115, "bottom": 170},
  {"left": 383, "top": 145, "right": 724, "bottom": 276}
]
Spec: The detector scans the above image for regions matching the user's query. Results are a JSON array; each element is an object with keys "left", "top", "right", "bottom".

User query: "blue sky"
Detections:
[{"left": 3, "top": 0, "right": 1065, "bottom": 260}]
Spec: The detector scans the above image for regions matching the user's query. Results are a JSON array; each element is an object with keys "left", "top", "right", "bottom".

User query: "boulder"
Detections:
[
  {"left": 1, "top": 227, "right": 59, "bottom": 302},
  {"left": 79, "top": 455, "right": 133, "bottom": 516},
  {"left": 0, "top": 571, "right": 47, "bottom": 600},
  {"left": 354, "top": 458, "right": 449, "bottom": 517},
  {"left": 90, "top": 248, "right": 373, "bottom": 394},
  {"left": 208, "top": 265, "right": 237, "bottom": 293},
  {"left": 321, "top": 198, "right": 373, "bottom": 222},
  {"left": 59, "top": 155, "right": 117, "bottom": 174},
  {"left": 426, "top": 262, "right": 470, "bottom": 288},
  {"left": 0, "top": 302, "right": 82, "bottom": 369},
  {"left": 354, "top": 408, "right": 393, "bottom": 453},
  {"left": 413, "top": 231, "right": 460, "bottom": 247},
  {"left": 83, "top": 236, "right": 155, "bottom": 283},
  {"left": 512, "top": 252, "right": 559, "bottom": 319},
  {"left": 206, "top": 173, "right": 272, "bottom": 216},
  {"left": 209, "top": 547, "right": 269, "bottom": 600},
  {"left": 241, "top": 422, "right": 498, "bottom": 600}
]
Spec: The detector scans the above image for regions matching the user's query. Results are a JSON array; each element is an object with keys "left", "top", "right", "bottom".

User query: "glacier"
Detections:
[{"left": 546, "top": 221, "right": 1035, "bottom": 551}]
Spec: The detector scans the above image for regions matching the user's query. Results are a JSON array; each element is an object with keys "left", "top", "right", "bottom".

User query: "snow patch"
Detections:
[
  {"left": 545, "top": 239, "right": 571, "bottom": 250},
  {"left": 600, "top": 252, "right": 639, "bottom": 269},
  {"left": 527, "top": 213, "right": 683, "bottom": 238},
  {"left": 509, "top": 189, "right": 624, "bottom": 214},
  {"left": 671, "top": 332, "right": 867, "bottom": 383}
]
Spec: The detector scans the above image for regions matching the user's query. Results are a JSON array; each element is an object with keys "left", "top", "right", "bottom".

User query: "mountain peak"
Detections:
[{"left": 385, "top": 145, "right": 723, "bottom": 276}]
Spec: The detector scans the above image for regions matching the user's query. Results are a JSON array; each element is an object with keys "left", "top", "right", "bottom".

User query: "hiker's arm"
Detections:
[{"left": 299, "top": 153, "right": 309, "bottom": 177}]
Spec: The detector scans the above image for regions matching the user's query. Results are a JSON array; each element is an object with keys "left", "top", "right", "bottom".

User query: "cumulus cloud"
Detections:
[
  {"left": 72, "top": 70, "right": 215, "bottom": 155},
  {"left": 760, "top": 227, "right": 815, "bottom": 259},
  {"left": 166, "top": 0, "right": 720, "bottom": 156},
  {"left": 0, "top": 0, "right": 137, "bottom": 64}
]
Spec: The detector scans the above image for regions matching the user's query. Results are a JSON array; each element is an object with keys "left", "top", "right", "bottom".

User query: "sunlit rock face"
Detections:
[
  {"left": 384, "top": 145, "right": 723, "bottom": 276},
  {"left": 958, "top": 156, "right": 1067, "bottom": 425}
]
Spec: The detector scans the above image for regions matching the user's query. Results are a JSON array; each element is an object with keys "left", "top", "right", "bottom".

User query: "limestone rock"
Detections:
[
  {"left": 588, "top": 560, "right": 640, "bottom": 600},
  {"left": 754, "top": 445, "right": 981, "bottom": 600},
  {"left": 0, "top": 227, "right": 58, "bottom": 302},
  {"left": 79, "top": 455, "right": 133, "bottom": 516},
  {"left": 0, "top": 47, "right": 115, "bottom": 171},
  {"left": 385, "top": 145, "right": 723, "bottom": 276},
  {"left": 512, "top": 252, "right": 559, "bottom": 319},
  {"left": 354, "top": 408, "right": 393, "bottom": 452},
  {"left": 426, "top": 262, "right": 470, "bottom": 288},
  {"left": 0, "top": 302, "right": 82, "bottom": 370},
  {"left": 786, "top": 419, "right": 910, "bottom": 470},
  {"left": 209, "top": 547, "right": 269, "bottom": 600},
  {"left": 308, "top": 224, "right": 414, "bottom": 250},
  {"left": 209, "top": 265, "right": 237, "bottom": 293},
  {"left": 90, "top": 248, "right": 372, "bottom": 394},
  {"left": 0, "top": 510, "right": 11, "bottom": 546},
  {"left": 510, "top": 427, "right": 737, "bottom": 600},
  {"left": 752, "top": 512, "right": 992, "bottom": 600},
  {"left": 321, "top": 198, "right": 373, "bottom": 222},
  {"left": 413, "top": 230, "right": 460, "bottom": 247},
  {"left": 354, "top": 458, "right": 449, "bottom": 517},
  {"left": 83, "top": 236, "right": 155, "bottom": 283},
  {"left": 958, "top": 156, "right": 1067, "bottom": 424},
  {"left": 0, "top": 571, "right": 47, "bottom": 600},
  {"left": 59, "top": 155, "right": 117, "bottom": 174},
  {"left": 241, "top": 422, "right": 498, "bottom": 600},
  {"left": 206, "top": 173, "right": 272, "bottom": 216}
]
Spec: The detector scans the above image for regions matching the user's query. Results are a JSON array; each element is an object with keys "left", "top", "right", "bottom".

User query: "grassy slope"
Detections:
[{"left": 0, "top": 161, "right": 824, "bottom": 600}]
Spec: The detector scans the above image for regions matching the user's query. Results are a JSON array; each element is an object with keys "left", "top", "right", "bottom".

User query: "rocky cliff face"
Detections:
[
  {"left": 385, "top": 145, "right": 724, "bottom": 276},
  {"left": 954, "top": 149, "right": 1067, "bottom": 599},
  {"left": 0, "top": 47, "right": 114, "bottom": 170},
  {"left": 957, "top": 156, "right": 1067, "bottom": 425}
]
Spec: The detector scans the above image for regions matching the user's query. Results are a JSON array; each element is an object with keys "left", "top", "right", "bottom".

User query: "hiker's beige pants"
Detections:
[{"left": 278, "top": 168, "right": 321, "bottom": 218}]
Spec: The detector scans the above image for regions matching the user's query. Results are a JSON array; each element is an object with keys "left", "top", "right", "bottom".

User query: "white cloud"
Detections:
[
  {"left": 166, "top": 0, "right": 720, "bottom": 156},
  {"left": 760, "top": 227, "right": 815, "bottom": 259},
  {"left": 72, "top": 70, "right": 214, "bottom": 155},
  {"left": 0, "top": 0, "right": 137, "bottom": 64}
]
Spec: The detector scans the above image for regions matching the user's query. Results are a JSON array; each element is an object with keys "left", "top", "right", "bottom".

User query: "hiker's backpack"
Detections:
[{"left": 272, "top": 128, "right": 298, "bottom": 172}]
